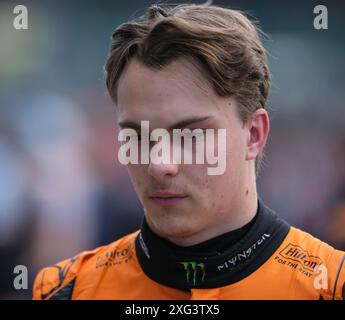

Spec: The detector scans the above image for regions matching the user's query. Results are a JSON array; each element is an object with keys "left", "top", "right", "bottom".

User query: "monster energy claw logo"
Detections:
[{"left": 180, "top": 262, "right": 206, "bottom": 286}]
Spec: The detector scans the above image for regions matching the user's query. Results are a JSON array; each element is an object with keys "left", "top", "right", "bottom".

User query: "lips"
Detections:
[
  {"left": 149, "top": 191, "right": 187, "bottom": 198},
  {"left": 148, "top": 191, "right": 188, "bottom": 206}
]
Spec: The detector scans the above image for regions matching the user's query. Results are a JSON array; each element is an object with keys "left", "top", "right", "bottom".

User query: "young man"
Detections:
[{"left": 33, "top": 3, "right": 345, "bottom": 300}]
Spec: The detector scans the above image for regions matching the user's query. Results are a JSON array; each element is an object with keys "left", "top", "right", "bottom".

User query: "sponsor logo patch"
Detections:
[
  {"left": 180, "top": 261, "right": 206, "bottom": 286},
  {"left": 96, "top": 242, "right": 133, "bottom": 268},
  {"left": 279, "top": 243, "right": 323, "bottom": 272}
]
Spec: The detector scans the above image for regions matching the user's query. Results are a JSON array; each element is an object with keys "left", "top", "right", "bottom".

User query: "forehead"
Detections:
[{"left": 116, "top": 57, "right": 239, "bottom": 128}]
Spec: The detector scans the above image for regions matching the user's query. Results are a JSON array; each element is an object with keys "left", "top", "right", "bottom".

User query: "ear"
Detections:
[{"left": 245, "top": 108, "right": 270, "bottom": 161}]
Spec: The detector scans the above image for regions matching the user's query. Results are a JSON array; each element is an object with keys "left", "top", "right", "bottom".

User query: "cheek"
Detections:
[
  {"left": 190, "top": 173, "right": 231, "bottom": 219},
  {"left": 227, "top": 131, "right": 246, "bottom": 168},
  {"left": 127, "top": 164, "right": 148, "bottom": 192},
  {"left": 199, "top": 174, "right": 238, "bottom": 219},
  {"left": 183, "top": 165, "right": 219, "bottom": 198}
]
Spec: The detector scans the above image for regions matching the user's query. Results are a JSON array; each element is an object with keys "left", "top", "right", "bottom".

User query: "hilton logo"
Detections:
[
  {"left": 279, "top": 244, "right": 323, "bottom": 272},
  {"left": 96, "top": 243, "right": 133, "bottom": 268}
]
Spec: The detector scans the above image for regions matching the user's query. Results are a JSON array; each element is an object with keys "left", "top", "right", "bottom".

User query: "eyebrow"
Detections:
[{"left": 118, "top": 115, "right": 213, "bottom": 131}]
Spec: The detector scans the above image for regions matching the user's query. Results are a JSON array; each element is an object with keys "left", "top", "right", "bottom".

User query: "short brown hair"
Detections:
[{"left": 105, "top": 3, "right": 271, "bottom": 175}]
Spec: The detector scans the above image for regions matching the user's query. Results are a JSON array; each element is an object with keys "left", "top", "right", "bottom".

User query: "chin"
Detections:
[{"left": 149, "top": 215, "right": 198, "bottom": 239}]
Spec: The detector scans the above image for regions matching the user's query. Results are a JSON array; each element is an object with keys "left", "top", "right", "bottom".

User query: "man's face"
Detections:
[{"left": 116, "top": 58, "right": 256, "bottom": 243}]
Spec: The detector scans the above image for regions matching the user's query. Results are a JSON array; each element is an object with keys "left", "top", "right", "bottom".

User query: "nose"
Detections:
[{"left": 148, "top": 161, "right": 179, "bottom": 183}]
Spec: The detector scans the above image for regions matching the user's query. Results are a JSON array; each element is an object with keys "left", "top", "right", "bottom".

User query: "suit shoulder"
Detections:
[
  {"left": 286, "top": 226, "right": 345, "bottom": 299},
  {"left": 287, "top": 226, "right": 344, "bottom": 262},
  {"left": 32, "top": 230, "right": 139, "bottom": 300}
]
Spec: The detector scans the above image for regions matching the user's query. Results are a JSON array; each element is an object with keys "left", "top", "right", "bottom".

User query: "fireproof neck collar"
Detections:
[{"left": 135, "top": 198, "right": 290, "bottom": 290}]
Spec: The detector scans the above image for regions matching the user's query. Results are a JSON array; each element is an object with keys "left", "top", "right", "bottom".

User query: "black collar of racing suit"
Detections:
[{"left": 135, "top": 198, "right": 290, "bottom": 291}]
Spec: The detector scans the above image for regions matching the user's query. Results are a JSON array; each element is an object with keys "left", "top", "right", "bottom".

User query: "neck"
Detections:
[{"left": 142, "top": 205, "right": 258, "bottom": 258}]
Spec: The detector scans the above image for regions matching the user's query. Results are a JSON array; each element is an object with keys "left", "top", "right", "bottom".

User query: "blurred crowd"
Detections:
[{"left": 0, "top": 0, "right": 345, "bottom": 299}]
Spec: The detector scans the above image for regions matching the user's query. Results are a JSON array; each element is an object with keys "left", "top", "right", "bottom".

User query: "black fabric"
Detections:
[
  {"left": 48, "top": 279, "right": 76, "bottom": 300},
  {"left": 42, "top": 257, "right": 77, "bottom": 300},
  {"left": 135, "top": 198, "right": 290, "bottom": 291}
]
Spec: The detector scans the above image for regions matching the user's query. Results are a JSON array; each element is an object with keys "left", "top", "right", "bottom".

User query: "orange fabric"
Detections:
[{"left": 33, "top": 227, "right": 345, "bottom": 300}]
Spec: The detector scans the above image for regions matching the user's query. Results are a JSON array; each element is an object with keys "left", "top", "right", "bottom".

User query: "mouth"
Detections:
[{"left": 148, "top": 192, "right": 188, "bottom": 206}]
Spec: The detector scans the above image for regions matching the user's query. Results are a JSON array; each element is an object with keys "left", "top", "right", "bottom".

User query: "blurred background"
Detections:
[{"left": 0, "top": 0, "right": 345, "bottom": 299}]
